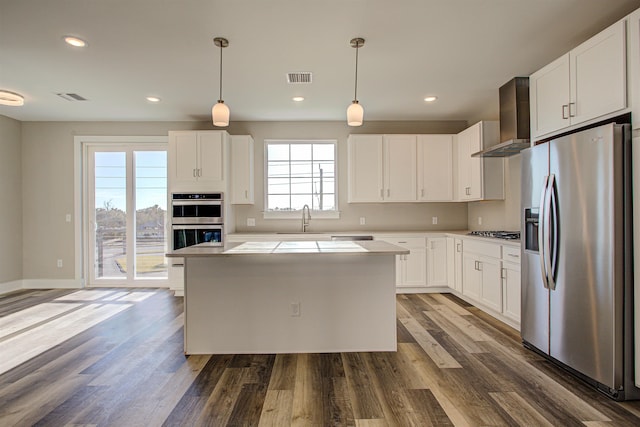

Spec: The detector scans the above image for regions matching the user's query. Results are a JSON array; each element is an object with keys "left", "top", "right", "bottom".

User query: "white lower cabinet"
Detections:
[
  {"left": 453, "top": 238, "right": 463, "bottom": 292},
  {"left": 375, "top": 236, "right": 427, "bottom": 290},
  {"left": 502, "top": 246, "right": 522, "bottom": 324},
  {"left": 426, "top": 237, "right": 448, "bottom": 287},
  {"left": 461, "top": 239, "right": 503, "bottom": 313}
]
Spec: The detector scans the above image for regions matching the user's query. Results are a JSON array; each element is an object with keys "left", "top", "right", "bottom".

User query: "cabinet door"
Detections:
[
  {"left": 403, "top": 249, "right": 427, "bottom": 287},
  {"left": 230, "top": 135, "right": 254, "bottom": 204},
  {"left": 418, "top": 135, "right": 453, "bottom": 201},
  {"left": 629, "top": 9, "right": 640, "bottom": 130},
  {"left": 530, "top": 54, "right": 571, "bottom": 139},
  {"left": 570, "top": 20, "right": 626, "bottom": 125},
  {"left": 384, "top": 135, "right": 417, "bottom": 201},
  {"left": 479, "top": 255, "right": 502, "bottom": 313},
  {"left": 198, "top": 132, "right": 224, "bottom": 182},
  {"left": 427, "top": 238, "right": 448, "bottom": 287},
  {"left": 462, "top": 253, "right": 481, "bottom": 300},
  {"left": 348, "top": 135, "right": 384, "bottom": 202},
  {"left": 453, "top": 238, "right": 463, "bottom": 292},
  {"left": 172, "top": 132, "right": 198, "bottom": 183},
  {"left": 502, "top": 261, "right": 521, "bottom": 323},
  {"left": 457, "top": 123, "right": 483, "bottom": 200}
]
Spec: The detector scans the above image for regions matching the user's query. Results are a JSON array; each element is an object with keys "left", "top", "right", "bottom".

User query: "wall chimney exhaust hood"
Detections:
[{"left": 472, "top": 77, "right": 530, "bottom": 157}]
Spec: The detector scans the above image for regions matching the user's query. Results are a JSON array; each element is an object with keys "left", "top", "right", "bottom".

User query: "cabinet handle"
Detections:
[
  {"left": 569, "top": 102, "right": 576, "bottom": 117},
  {"left": 562, "top": 104, "right": 569, "bottom": 119},
  {"left": 507, "top": 253, "right": 519, "bottom": 258},
  {"left": 501, "top": 268, "right": 506, "bottom": 279},
  {"left": 193, "top": 168, "right": 197, "bottom": 177},
  {"left": 198, "top": 168, "right": 202, "bottom": 177},
  {"left": 456, "top": 243, "right": 462, "bottom": 252},
  {"left": 245, "top": 190, "right": 248, "bottom": 198}
]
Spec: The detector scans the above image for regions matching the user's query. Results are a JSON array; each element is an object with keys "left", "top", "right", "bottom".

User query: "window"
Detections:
[{"left": 265, "top": 140, "right": 337, "bottom": 216}]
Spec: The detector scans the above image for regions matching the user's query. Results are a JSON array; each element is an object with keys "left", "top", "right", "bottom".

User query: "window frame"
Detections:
[{"left": 263, "top": 139, "right": 340, "bottom": 219}]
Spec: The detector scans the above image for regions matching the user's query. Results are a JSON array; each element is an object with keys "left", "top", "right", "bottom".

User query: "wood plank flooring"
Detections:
[{"left": 1, "top": 288, "right": 640, "bottom": 426}]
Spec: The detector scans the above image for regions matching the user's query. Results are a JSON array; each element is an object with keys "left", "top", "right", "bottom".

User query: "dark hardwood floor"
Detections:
[{"left": 1, "top": 288, "right": 640, "bottom": 426}]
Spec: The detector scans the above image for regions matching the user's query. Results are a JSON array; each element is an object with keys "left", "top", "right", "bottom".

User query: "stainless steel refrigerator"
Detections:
[{"left": 521, "top": 122, "right": 638, "bottom": 400}]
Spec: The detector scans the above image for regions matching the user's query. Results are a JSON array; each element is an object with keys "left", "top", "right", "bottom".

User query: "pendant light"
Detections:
[
  {"left": 212, "top": 37, "right": 230, "bottom": 127},
  {"left": 347, "top": 38, "right": 365, "bottom": 127}
]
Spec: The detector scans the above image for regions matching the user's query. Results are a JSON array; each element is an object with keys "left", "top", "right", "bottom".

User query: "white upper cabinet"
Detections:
[
  {"left": 168, "top": 130, "right": 227, "bottom": 191},
  {"left": 348, "top": 134, "right": 417, "bottom": 202},
  {"left": 230, "top": 135, "right": 254, "bottom": 204},
  {"left": 456, "top": 121, "right": 504, "bottom": 202},
  {"left": 384, "top": 135, "right": 417, "bottom": 202},
  {"left": 530, "top": 19, "right": 627, "bottom": 140},
  {"left": 347, "top": 135, "right": 385, "bottom": 202},
  {"left": 417, "top": 135, "right": 454, "bottom": 201}
]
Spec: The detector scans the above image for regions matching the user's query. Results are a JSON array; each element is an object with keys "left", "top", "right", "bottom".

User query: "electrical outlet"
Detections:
[
  {"left": 65, "top": 214, "right": 71, "bottom": 223},
  {"left": 290, "top": 302, "right": 301, "bottom": 317},
  {"left": 432, "top": 216, "right": 438, "bottom": 225},
  {"left": 247, "top": 217, "right": 256, "bottom": 227},
  {"left": 359, "top": 217, "right": 366, "bottom": 225},
  {"left": 57, "top": 259, "right": 63, "bottom": 268},
  {"left": 478, "top": 216, "right": 483, "bottom": 225}
]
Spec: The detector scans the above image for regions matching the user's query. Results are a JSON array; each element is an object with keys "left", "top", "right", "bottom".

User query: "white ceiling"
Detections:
[{"left": 1, "top": 0, "right": 638, "bottom": 124}]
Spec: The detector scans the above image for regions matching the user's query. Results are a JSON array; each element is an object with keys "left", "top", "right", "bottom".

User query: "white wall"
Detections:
[
  {"left": 467, "top": 154, "right": 522, "bottom": 231},
  {"left": 0, "top": 115, "right": 23, "bottom": 288}
]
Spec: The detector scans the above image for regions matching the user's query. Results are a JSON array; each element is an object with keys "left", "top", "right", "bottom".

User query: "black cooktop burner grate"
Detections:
[{"left": 467, "top": 230, "right": 521, "bottom": 240}]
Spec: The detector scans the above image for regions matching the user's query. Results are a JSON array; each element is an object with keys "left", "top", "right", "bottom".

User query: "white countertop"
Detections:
[{"left": 167, "top": 240, "right": 410, "bottom": 257}]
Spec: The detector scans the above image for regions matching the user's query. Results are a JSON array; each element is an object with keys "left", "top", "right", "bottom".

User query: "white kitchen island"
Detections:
[{"left": 167, "top": 240, "right": 408, "bottom": 355}]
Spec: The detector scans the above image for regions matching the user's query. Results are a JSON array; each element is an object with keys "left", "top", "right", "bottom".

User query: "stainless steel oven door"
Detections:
[
  {"left": 171, "top": 199, "right": 223, "bottom": 224},
  {"left": 172, "top": 225, "right": 224, "bottom": 250}
]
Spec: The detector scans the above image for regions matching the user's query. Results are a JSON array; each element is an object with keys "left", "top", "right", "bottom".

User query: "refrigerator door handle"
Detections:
[
  {"left": 538, "top": 175, "right": 550, "bottom": 289},
  {"left": 547, "top": 174, "right": 559, "bottom": 291},
  {"left": 542, "top": 174, "right": 555, "bottom": 291}
]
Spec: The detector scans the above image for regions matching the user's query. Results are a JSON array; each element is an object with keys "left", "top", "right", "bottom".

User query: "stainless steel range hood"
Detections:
[{"left": 472, "top": 77, "right": 530, "bottom": 157}]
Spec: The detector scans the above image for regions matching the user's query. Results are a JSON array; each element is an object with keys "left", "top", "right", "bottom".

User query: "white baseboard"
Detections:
[
  {"left": 21, "top": 279, "right": 83, "bottom": 290},
  {"left": 0, "top": 280, "right": 23, "bottom": 295}
]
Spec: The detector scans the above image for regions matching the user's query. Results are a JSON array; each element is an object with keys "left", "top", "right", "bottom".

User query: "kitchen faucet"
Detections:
[{"left": 302, "top": 204, "right": 311, "bottom": 232}]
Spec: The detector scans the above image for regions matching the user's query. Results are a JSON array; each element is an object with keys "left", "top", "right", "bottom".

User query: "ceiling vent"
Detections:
[
  {"left": 56, "top": 92, "right": 88, "bottom": 101},
  {"left": 286, "top": 72, "right": 312, "bottom": 84}
]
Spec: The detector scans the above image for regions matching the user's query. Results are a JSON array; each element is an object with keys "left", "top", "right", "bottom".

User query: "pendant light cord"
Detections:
[
  {"left": 354, "top": 43, "right": 359, "bottom": 101},
  {"left": 219, "top": 44, "right": 223, "bottom": 101}
]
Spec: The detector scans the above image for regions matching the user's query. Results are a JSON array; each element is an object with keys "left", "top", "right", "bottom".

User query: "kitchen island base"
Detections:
[{"left": 184, "top": 253, "right": 397, "bottom": 354}]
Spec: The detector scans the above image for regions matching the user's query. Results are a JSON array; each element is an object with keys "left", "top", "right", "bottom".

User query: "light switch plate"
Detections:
[{"left": 247, "top": 218, "right": 256, "bottom": 227}]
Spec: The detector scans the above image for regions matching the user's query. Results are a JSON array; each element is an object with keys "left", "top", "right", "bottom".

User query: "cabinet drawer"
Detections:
[
  {"left": 463, "top": 239, "right": 501, "bottom": 258},
  {"left": 502, "top": 245, "right": 521, "bottom": 262},
  {"left": 376, "top": 236, "right": 425, "bottom": 249}
]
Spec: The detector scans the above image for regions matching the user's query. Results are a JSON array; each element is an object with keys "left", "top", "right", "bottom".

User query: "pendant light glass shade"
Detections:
[
  {"left": 212, "top": 101, "right": 230, "bottom": 127},
  {"left": 347, "top": 38, "right": 365, "bottom": 127},
  {"left": 347, "top": 101, "right": 364, "bottom": 126},
  {"left": 212, "top": 37, "right": 229, "bottom": 127}
]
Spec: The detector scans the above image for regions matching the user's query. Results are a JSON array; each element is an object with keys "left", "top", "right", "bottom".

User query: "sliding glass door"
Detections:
[{"left": 86, "top": 144, "right": 167, "bottom": 286}]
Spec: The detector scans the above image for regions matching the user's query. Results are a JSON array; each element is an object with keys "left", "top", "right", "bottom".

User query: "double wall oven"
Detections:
[{"left": 170, "top": 193, "right": 224, "bottom": 250}]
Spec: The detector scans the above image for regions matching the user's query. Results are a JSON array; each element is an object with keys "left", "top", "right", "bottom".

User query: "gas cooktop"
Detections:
[{"left": 467, "top": 230, "right": 521, "bottom": 240}]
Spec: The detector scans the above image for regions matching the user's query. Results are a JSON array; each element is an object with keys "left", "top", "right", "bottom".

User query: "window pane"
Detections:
[
  {"left": 268, "top": 144, "right": 289, "bottom": 161},
  {"left": 268, "top": 162, "right": 290, "bottom": 179},
  {"left": 135, "top": 151, "right": 167, "bottom": 279},
  {"left": 313, "top": 144, "right": 334, "bottom": 160},
  {"left": 94, "top": 152, "right": 126, "bottom": 280},
  {"left": 291, "top": 178, "right": 311, "bottom": 194},
  {"left": 268, "top": 178, "right": 290, "bottom": 194},
  {"left": 290, "top": 144, "right": 311, "bottom": 160},
  {"left": 268, "top": 195, "right": 291, "bottom": 211},
  {"left": 291, "top": 195, "right": 313, "bottom": 210}
]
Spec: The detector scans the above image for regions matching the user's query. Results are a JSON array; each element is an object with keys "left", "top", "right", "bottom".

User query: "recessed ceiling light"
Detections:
[
  {"left": 292, "top": 96, "right": 304, "bottom": 102},
  {"left": 424, "top": 96, "right": 438, "bottom": 102},
  {"left": 146, "top": 96, "right": 161, "bottom": 103},
  {"left": 0, "top": 90, "right": 24, "bottom": 106},
  {"left": 64, "top": 36, "right": 87, "bottom": 47}
]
